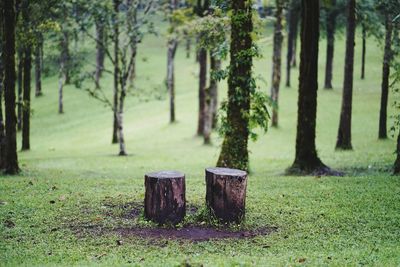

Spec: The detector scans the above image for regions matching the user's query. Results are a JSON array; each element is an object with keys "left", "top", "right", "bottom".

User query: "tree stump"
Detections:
[
  {"left": 144, "top": 171, "right": 186, "bottom": 225},
  {"left": 205, "top": 167, "right": 248, "bottom": 223}
]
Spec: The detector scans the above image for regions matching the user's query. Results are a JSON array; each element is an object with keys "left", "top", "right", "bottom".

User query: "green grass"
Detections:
[{"left": 0, "top": 19, "right": 399, "bottom": 266}]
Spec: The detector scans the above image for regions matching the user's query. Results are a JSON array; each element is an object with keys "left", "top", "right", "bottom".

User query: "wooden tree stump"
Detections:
[
  {"left": 205, "top": 167, "right": 248, "bottom": 223},
  {"left": 144, "top": 171, "right": 186, "bottom": 225}
]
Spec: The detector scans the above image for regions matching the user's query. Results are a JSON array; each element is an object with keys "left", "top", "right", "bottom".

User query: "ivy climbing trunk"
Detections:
[
  {"left": 286, "top": 0, "right": 299, "bottom": 87},
  {"left": 197, "top": 48, "right": 207, "bottom": 136},
  {"left": 288, "top": 0, "right": 330, "bottom": 175},
  {"left": 112, "top": 0, "right": 120, "bottom": 145},
  {"left": 167, "top": 39, "right": 178, "bottom": 123},
  {"left": 336, "top": 0, "right": 356, "bottom": 150},
  {"left": 361, "top": 24, "right": 366, "bottom": 80},
  {"left": 3, "top": 0, "right": 20, "bottom": 173},
  {"left": 270, "top": 0, "right": 284, "bottom": 127},
  {"left": 21, "top": 46, "right": 31, "bottom": 151},
  {"left": 216, "top": 0, "right": 252, "bottom": 171},
  {"left": 94, "top": 20, "right": 105, "bottom": 88},
  {"left": 34, "top": 35, "right": 43, "bottom": 96},
  {"left": 324, "top": 0, "right": 337, "bottom": 89},
  {"left": 17, "top": 48, "right": 23, "bottom": 131},
  {"left": 378, "top": 15, "right": 393, "bottom": 140}
]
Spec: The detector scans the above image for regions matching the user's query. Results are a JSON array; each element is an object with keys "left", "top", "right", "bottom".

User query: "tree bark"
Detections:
[
  {"left": 17, "top": 48, "right": 23, "bottom": 131},
  {"left": 144, "top": 171, "right": 186, "bottom": 225},
  {"left": 197, "top": 47, "right": 207, "bottom": 135},
  {"left": 167, "top": 39, "right": 178, "bottom": 123},
  {"left": 3, "top": 0, "right": 20, "bottom": 174},
  {"left": 62, "top": 30, "right": 71, "bottom": 85},
  {"left": 126, "top": 0, "right": 137, "bottom": 85},
  {"left": 394, "top": 131, "right": 400, "bottom": 175},
  {"left": 34, "top": 34, "right": 43, "bottom": 96},
  {"left": 94, "top": 20, "right": 105, "bottom": 88},
  {"left": 336, "top": 0, "right": 356, "bottom": 150},
  {"left": 361, "top": 24, "right": 366, "bottom": 80},
  {"left": 112, "top": 0, "right": 120, "bottom": 145},
  {"left": 117, "top": 82, "right": 127, "bottom": 156},
  {"left": 216, "top": 0, "right": 252, "bottom": 171},
  {"left": 185, "top": 35, "right": 191, "bottom": 59},
  {"left": 271, "top": 0, "right": 284, "bottom": 127},
  {"left": 378, "top": 15, "right": 393, "bottom": 140},
  {"left": 324, "top": 0, "right": 337, "bottom": 89},
  {"left": 286, "top": 0, "right": 299, "bottom": 87},
  {"left": 0, "top": 25, "right": 6, "bottom": 169},
  {"left": 210, "top": 54, "right": 220, "bottom": 129},
  {"left": 58, "top": 31, "right": 69, "bottom": 114},
  {"left": 21, "top": 46, "right": 31, "bottom": 150},
  {"left": 288, "top": 0, "right": 330, "bottom": 175},
  {"left": 205, "top": 167, "right": 247, "bottom": 223}
]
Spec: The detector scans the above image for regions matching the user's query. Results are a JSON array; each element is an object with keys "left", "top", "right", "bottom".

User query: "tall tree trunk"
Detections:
[
  {"left": 117, "top": 82, "right": 127, "bottom": 156},
  {"left": 186, "top": 35, "right": 191, "bottom": 59},
  {"left": 167, "top": 39, "right": 178, "bottom": 123},
  {"left": 21, "top": 46, "right": 31, "bottom": 150},
  {"left": 94, "top": 20, "right": 105, "bottom": 88},
  {"left": 336, "top": 0, "right": 356, "bottom": 150},
  {"left": 271, "top": 0, "right": 284, "bottom": 127},
  {"left": 17, "top": 48, "right": 23, "bottom": 131},
  {"left": 197, "top": 47, "right": 207, "bottom": 135},
  {"left": 286, "top": 0, "right": 299, "bottom": 87},
  {"left": 34, "top": 34, "right": 43, "bottom": 96},
  {"left": 394, "top": 130, "right": 400, "bottom": 174},
  {"left": 324, "top": 0, "right": 337, "bottom": 89},
  {"left": 3, "top": 0, "right": 20, "bottom": 173},
  {"left": 288, "top": 0, "right": 329, "bottom": 174},
  {"left": 0, "top": 25, "right": 6, "bottom": 169},
  {"left": 127, "top": 1, "right": 137, "bottom": 85},
  {"left": 378, "top": 15, "right": 393, "bottom": 140},
  {"left": 216, "top": 0, "right": 252, "bottom": 171},
  {"left": 58, "top": 31, "right": 69, "bottom": 114},
  {"left": 210, "top": 55, "right": 220, "bottom": 129},
  {"left": 361, "top": 24, "right": 366, "bottom": 80},
  {"left": 112, "top": 0, "right": 120, "bottom": 145},
  {"left": 62, "top": 30, "right": 70, "bottom": 85}
]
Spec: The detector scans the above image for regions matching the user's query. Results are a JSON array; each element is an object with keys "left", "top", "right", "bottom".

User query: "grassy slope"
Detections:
[{"left": 0, "top": 18, "right": 399, "bottom": 266}]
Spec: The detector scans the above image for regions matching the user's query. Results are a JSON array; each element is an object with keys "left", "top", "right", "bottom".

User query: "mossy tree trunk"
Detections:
[
  {"left": 288, "top": 0, "right": 331, "bottom": 175},
  {"left": 3, "top": 0, "right": 20, "bottom": 174},
  {"left": 216, "top": 0, "right": 252, "bottom": 171},
  {"left": 197, "top": 48, "right": 207, "bottom": 135},
  {"left": 336, "top": 0, "right": 356, "bottom": 150},
  {"left": 378, "top": 14, "right": 393, "bottom": 140},
  {"left": 210, "top": 54, "right": 220, "bottom": 129},
  {"left": 271, "top": 0, "right": 284, "bottom": 127}
]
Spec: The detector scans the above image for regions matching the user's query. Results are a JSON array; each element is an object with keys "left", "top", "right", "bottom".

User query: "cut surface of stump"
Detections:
[
  {"left": 144, "top": 171, "right": 185, "bottom": 225},
  {"left": 205, "top": 167, "right": 248, "bottom": 223}
]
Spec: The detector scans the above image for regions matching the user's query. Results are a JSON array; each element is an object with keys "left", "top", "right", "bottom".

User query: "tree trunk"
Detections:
[
  {"left": 112, "top": 0, "right": 120, "bottom": 145},
  {"left": 210, "top": 55, "right": 220, "bottom": 129},
  {"left": 62, "top": 30, "right": 71, "bottom": 85},
  {"left": 197, "top": 48, "right": 207, "bottom": 136},
  {"left": 286, "top": 0, "right": 299, "bottom": 87},
  {"left": 21, "top": 46, "right": 31, "bottom": 151},
  {"left": 144, "top": 171, "right": 186, "bottom": 225},
  {"left": 324, "top": 0, "right": 337, "bottom": 89},
  {"left": 3, "top": 0, "right": 20, "bottom": 174},
  {"left": 117, "top": 76, "right": 127, "bottom": 156},
  {"left": 216, "top": 0, "right": 252, "bottom": 171},
  {"left": 271, "top": 0, "right": 284, "bottom": 127},
  {"left": 361, "top": 24, "right": 366, "bottom": 80},
  {"left": 186, "top": 35, "right": 191, "bottom": 59},
  {"left": 336, "top": 0, "right": 356, "bottom": 150},
  {"left": 394, "top": 131, "right": 400, "bottom": 175},
  {"left": 205, "top": 167, "right": 247, "bottom": 223},
  {"left": 127, "top": 2, "right": 137, "bottom": 85},
  {"left": 94, "top": 20, "right": 105, "bottom": 88},
  {"left": 58, "top": 66, "right": 64, "bottom": 114},
  {"left": 17, "top": 48, "right": 23, "bottom": 131},
  {"left": 0, "top": 31, "right": 6, "bottom": 169},
  {"left": 167, "top": 39, "right": 178, "bottom": 123},
  {"left": 288, "top": 0, "right": 330, "bottom": 175},
  {"left": 378, "top": 15, "right": 393, "bottom": 140},
  {"left": 34, "top": 35, "right": 43, "bottom": 96}
]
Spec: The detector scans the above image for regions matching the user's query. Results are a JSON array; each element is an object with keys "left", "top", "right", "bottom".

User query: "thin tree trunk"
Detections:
[
  {"left": 3, "top": 0, "right": 20, "bottom": 173},
  {"left": 186, "top": 35, "right": 191, "bottom": 59},
  {"left": 361, "top": 24, "right": 366, "bottom": 80},
  {"left": 216, "top": 0, "right": 252, "bottom": 171},
  {"left": 378, "top": 15, "right": 393, "bottom": 140},
  {"left": 117, "top": 83, "right": 127, "bottom": 156},
  {"left": 291, "top": 24, "right": 298, "bottom": 67},
  {"left": 286, "top": 0, "right": 299, "bottom": 87},
  {"left": 0, "top": 29, "right": 6, "bottom": 169},
  {"left": 271, "top": 0, "right": 284, "bottom": 127},
  {"left": 58, "top": 65, "right": 64, "bottom": 114},
  {"left": 210, "top": 55, "right": 220, "bottom": 129},
  {"left": 336, "top": 0, "right": 356, "bottom": 150},
  {"left": 34, "top": 35, "right": 43, "bottom": 96},
  {"left": 324, "top": 0, "right": 337, "bottom": 89},
  {"left": 94, "top": 20, "right": 105, "bottom": 88},
  {"left": 127, "top": 2, "right": 137, "bottom": 85},
  {"left": 394, "top": 131, "right": 400, "bottom": 174},
  {"left": 62, "top": 30, "right": 70, "bottom": 85},
  {"left": 197, "top": 48, "right": 207, "bottom": 135},
  {"left": 112, "top": 0, "right": 120, "bottom": 145},
  {"left": 167, "top": 39, "right": 178, "bottom": 123},
  {"left": 17, "top": 48, "right": 23, "bottom": 131},
  {"left": 288, "top": 0, "right": 330, "bottom": 174},
  {"left": 21, "top": 46, "right": 31, "bottom": 150}
]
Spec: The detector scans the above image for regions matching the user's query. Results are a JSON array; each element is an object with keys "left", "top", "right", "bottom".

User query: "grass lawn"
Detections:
[{"left": 0, "top": 18, "right": 399, "bottom": 266}]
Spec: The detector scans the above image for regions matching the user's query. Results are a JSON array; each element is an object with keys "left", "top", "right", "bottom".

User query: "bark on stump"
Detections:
[
  {"left": 205, "top": 167, "right": 248, "bottom": 223},
  {"left": 144, "top": 171, "right": 186, "bottom": 225}
]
